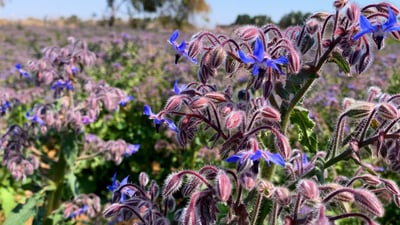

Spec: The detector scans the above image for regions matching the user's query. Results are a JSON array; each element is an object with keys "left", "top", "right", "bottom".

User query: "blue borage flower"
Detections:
[
  {"left": 15, "top": 63, "right": 31, "bottom": 79},
  {"left": 1, "top": 101, "right": 11, "bottom": 115},
  {"left": 352, "top": 6, "right": 400, "bottom": 49},
  {"left": 144, "top": 105, "right": 178, "bottom": 133},
  {"left": 173, "top": 80, "right": 188, "bottom": 94},
  {"left": 168, "top": 30, "right": 197, "bottom": 64},
  {"left": 70, "top": 205, "right": 89, "bottom": 219},
  {"left": 25, "top": 111, "right": 44, "bottom": 126},
  {"left": 237, "top": 38, "right": 288, "bottom": 75},
  {"left": 51, "top": 79, "right": 73, "bottom": 91},
  {"left": 118, "top": 95, "right": 134, "bottom": 107},
  {"left": 226, "top": 149, "right": 285, "bottom": 167},
  {"left": 124, "top": 144, "right": 140, "bottom": 157},
  {"left": 107, "top": 173, "right": 135, "bottom": 202}
]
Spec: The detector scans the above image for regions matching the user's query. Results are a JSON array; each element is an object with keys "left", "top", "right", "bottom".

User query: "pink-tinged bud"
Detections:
[
  {"left": 199, "top": 50, "right": 211, "bottom": 66},
  {"left": 263, "top": 80, "right": 273, "bottom": 99},
  {"left": 103, "top": 203, "right": 122, "bottom": 218},
  {"left": 359, "top": 175, "right": 381, "bottom": 186},
  {"left": 182, "top": 177, "right": 201, "bottom": 197},
  {"left": 367, "top": 86, "right": 381, "bottom": 100},
  {"left": 139, "top": 172, "right": 149, "bottom": 187},
  {"left": 298, "top": 179, "right": 320, "bottom": 200},
  {"left": 187, "top": 39, "right": 202, "bottom": 59},
  {"left": 210, "top": 46, "right": 226, "bottom": 68},
  {"left": 344, "top": 101, "right": 375, "bottom": 119},
  {"left": 240, "top": 172, "right": 256, "bottom": 190},
  {"left": 205, "top": 92, "right": 226, "bottom": 103},
  {"left": 164, "top": 95, "right": 183, "bottom": 112},
  {"left": 306, "top": 19, "right": 319, "bottom": 35},
  {"left": 288, "top": 48, "right": 300, "bottom": 73},
  {"left": 216, "top": 170, "right": 232, "bottom": 202},
  {"left": 260, "top": 106, "right": 281, "bottom": 122},
  {"left": 190, "top": 97, "right": 209, "bottom": 110},
  {"left": 235, "top": 25, "right": 260, "bottom": 42},
  {"left": 377, "top": 102, "right": 399, "bottom": 120},
  {"left": 380, "top": 178, "right": 400, "bottom": 196},
  {"left": 346, "top": 3, "right": 360, "bottom": 23},
  {"left": 349, "top": 47, "right": 362, "bottom": 65},
  {"left": 225, "top": 110, "right": 244, "bottom": 129},
  {"left": 322, "top": 39, "right": 331, "bottom": 48},
  {"left": 273, "top": 187, "right": 291, "bottom": 206},
  {"left": 162, "top": 172, "right": 183, "bottom": 197},
  {"left": 342, "top": 97, "right": 355, "bottom": 110},
  {"left": 271, "top": 128, "right": 291, "bottom": 159},
  {"left": 319, "top": 184, "right": 354, "bottom": 202},
  {"left": 333, "top": 0, "right": 348, "bottom": 9},
  {"left": 310, "top": 205, "right": 330, "bottom": 225},
  {"left": 394, "top": 195, "right": 400, "bottom": 208},
  {"left": 353, "top": 189, "right": 384, "bottom": 217},
  {"left": 224, "top": 55, "right": 239, "bottom": 74},
  {"left": 197, "top": 64, "right": 210, "bottom": 84},
  {"left": 356, "top": 53, "right": 372, "bottom": 74}
]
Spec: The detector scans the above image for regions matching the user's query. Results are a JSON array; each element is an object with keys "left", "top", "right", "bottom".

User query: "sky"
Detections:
[{"left": 0, "top": 0, "right": 396, "bottom": 27}]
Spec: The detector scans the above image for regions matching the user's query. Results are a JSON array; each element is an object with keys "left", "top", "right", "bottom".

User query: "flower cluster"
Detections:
[{"left": 103, "top": 1, "right": 400, "bottom": 224}]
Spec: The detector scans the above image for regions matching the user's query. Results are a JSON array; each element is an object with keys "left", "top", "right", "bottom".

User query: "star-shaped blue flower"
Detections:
[
  {"left": 226, "top": 149, "right": 285, "bottom": 167},
  {"left": 124, "top": 144, "right": 140, "bottom": 157},
  {"left": 25, "top": 111, "right": 44, "bottom": 126},
  {"left": 173, "top": 80, "right": 188, "bottom": 94},
  {"left": 238, "top": 38, "right": 288, "bottom": 75},
  {"left": 168, "top": 30, "right": 197, "bottom": 64},
  {"left": 51, "top": 79, "right": 73, "bottom": 91},
  {"left": 352, "top": 6, "right": 400, "bottom": 49},
  {"left": 118, "top": 95, "right": 134, "bottom": 106},
  {"left": 15, "top": 63, "right": 31, "bottom": 79},
  {"left": 107, "top": 174, "right": 134, "bottom": 202},
  {"left": 144, "top": 105, "right": 179, "bottom": 133}
]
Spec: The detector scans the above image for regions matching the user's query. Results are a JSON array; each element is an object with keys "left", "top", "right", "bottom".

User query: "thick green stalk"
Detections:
[{"left": 43, "top": 151, "right": 67, "bottom": 225}]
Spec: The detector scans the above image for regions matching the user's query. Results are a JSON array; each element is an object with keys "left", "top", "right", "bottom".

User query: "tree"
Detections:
[{"left": 278, "top": 11, "right": 311, "bottom": 28}]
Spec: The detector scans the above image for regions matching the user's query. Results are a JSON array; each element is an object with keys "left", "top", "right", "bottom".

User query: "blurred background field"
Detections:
[{"left": 1, "top": 0, "right": 400, "bottom": 224}]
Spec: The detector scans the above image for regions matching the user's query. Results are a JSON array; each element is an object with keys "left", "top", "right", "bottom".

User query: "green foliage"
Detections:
[
  {"left": 290, "top": 106, "right": 318, "bottom": 153},
  {"left": 278, "top": 11, "right": 311, "bottom": 28},
  {"left": 3, "top": 192, "right": 45, "bottom": 225},
  {"left": 233, "top": 14, "right": 274, "bottom": 26}
]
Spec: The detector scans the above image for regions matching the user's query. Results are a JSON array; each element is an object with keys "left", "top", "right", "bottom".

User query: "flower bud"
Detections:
[
  {"left": 333, "top": 0, "right": 348, "bottom": 9},
  {"left": 346, "top": 3, "right": 360, "bottom": 23},
  {"left": 210, "top": 46, "right": 226, "bottom": 68},
  {"left": 164, "top": 95, "right": 184, "bottom": 112},
  {"left": 377, "top": 102, "right": 399, "bottom": 120},
  {"left": 344, "top": 101, "right": 374, "bottom": 119},
  {"left": 139, "top": 172, "right": 149, "bottom": 187},
  {"left": 240, "top": 172, "right": 256, "bottom": 190},
  {"left": 319, "top": 184, "right": 354, "bottom": 202},
  {"left": 273, "top": 187, "right": 291, "bottom": 206},
  {"left": 236, "top": 25, "right": 260, "bottom": 42},
  {"left": 190, "top": 97, "right": 209, "bottom": 110},
  {"left": 380, "top": 178, "right": 400, "bottom": 196},
  {"left": 205, "top": 92, "right": 226, "bottom": 103},
  {"left": 260, "top": 106, "right": 281, "bottom": 122},
  {"left": 187, "top": 39, "right": 202, "bottom": 59},
  {"left": 224, "top": 55, "right": 239, "bottom": 74},
  {"left": 298, "top": 179, "right": 320, "bottom": 200},
  {"left": 359, "top": 174, "right": 381, "bottom": 186},
  {"left": 162, "top": 172, "right": 183, "bottom": 197},
  {"left": 306, "top": 19, "right": 319, "bottom": 35},
  {"left": 271, "top": 128, "right": 291, "bottom": 159},
  {"left": 225, "top": 110, "right": 244, "bottom": 129},
  {"left": 216, "top": 170, "right": 232, "bottom": 202},
  {"left": 353, "top": 189, "right": 384, "bottom": 217}
]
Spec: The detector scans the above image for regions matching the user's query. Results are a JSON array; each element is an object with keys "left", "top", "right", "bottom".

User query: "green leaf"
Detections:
[
  {"left": 0, "top": 187, "right": 17, "bottom": 217},
  {"left": 66, "top": 171, "right": 78, "bottom": 197},
  {"left": 61, "top": 131, "right": 80, "bottom": 168},
  {"left": 290, "top": 106, "right": 318, "bottom": 153},
  {"left": 328, "top": 51, "right": 350, "bottom": 75},
  {"left": 3, "top": 192, "right": 44, "bottom": 225}
]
